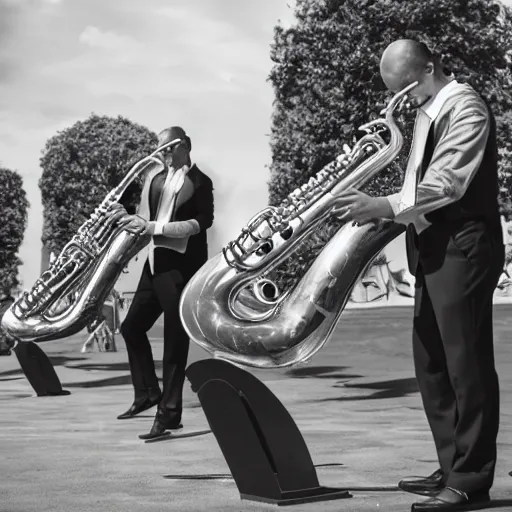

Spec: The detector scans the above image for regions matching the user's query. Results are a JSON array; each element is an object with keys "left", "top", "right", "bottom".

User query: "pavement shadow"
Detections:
[
  {"left": 0, "top": 393, "right": 33, "bottom": 400},
  {"left": 0, "top": 356, "right": 148, "bottom": 389},
  {"left": 0, "top": 354, "right": 87, "bottom": 379},
  {"left": 285, "top": 365, "right": 363, "bottom": 380},
  {"left": 63, "top": 375, "right": 136, "bottom": 388},
  {"left": 484, "top": 500, "right": 512, "bottom": 509},
  {"left": 317, "top": 376, "right": 419, "bottom": 402},
  {"left": 68, "top": 362, "right": 135, "bottom": 372},
  {"left": 69, "top": 361, "right": 164, "bottom": 372},
  {"left": 283, "top": 366, "right": 419, "bottom": 402},
  {"left": 64, "top": 375, "right": 168, "bottom": 388}
]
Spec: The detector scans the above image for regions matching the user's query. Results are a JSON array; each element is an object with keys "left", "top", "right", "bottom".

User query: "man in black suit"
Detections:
[
  {"left": 336, "top": 40, "right": 504, "bottom": 511},
  {"left": 113, "top": 126, "right": 214, "bottom": 439}
]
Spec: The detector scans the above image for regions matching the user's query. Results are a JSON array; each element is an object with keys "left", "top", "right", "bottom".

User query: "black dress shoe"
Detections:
[
  {"left": 117, "top": 395, "right": 161, "bottom": 420},
  {"left": 138, "top": 413, "right": 182, "bottom": 440},
  {"left": 399, "top": 468, "right": 445, "bottom": 497},
  {"left": 411, "top": 487, "right": 490, "bottom": 511}
]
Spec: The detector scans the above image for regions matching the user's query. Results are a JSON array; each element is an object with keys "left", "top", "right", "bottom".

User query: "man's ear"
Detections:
[{"left": 425, "top": 62, "right": 435, "bottom": 75}]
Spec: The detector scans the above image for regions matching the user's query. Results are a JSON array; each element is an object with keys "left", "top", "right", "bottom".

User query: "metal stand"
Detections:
[
  {"left": 13, "top": 342, "right": 68, "bottom": 397},
  {"left": 1, "top": 297, "right": 66, "bottom": 397},
  {"left": 186, "top": 359, "right": 351, "bottom": 506}
]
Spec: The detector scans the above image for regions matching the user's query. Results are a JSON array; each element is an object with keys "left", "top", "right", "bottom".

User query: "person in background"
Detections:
[{"left": 113, "top": 126, "right": 214, "bottom": 440}]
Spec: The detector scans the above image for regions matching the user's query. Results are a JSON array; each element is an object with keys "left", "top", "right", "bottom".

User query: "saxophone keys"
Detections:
[
  {"left": 279, "top": 225, "right": 293, "bottom": 240},
  {"left": 255, "top": 240, "right": 273, "bottom": 256},
  {"left": 25, "top": 294, "right": 36, "bottom": 306}
]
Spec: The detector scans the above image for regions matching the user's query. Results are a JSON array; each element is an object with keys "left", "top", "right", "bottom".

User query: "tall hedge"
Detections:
[
  {"left": 267, "top": 0, "right": 512, "bottom": 289},
  {"left": 39, "top": 114, "right": 157, "bottom": 255},
  {"left": 0, "top": 168, "right": 29, "bottom": 296}
]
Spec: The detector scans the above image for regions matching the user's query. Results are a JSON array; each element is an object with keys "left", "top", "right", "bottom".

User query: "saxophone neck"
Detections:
[
  {"left": 384, "top": 80, "right": 419, "bottom": 116},
  {"left": 111, "top": 138, "right": 183, "bottom": 201}
]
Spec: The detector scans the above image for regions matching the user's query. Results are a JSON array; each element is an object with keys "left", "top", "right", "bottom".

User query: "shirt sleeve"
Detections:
[
  {"left": 163, "top": 220, "right": 200, "bottom": 238},
  {"left": 390, "top": 98, "right": 490, "bottom": 224}
]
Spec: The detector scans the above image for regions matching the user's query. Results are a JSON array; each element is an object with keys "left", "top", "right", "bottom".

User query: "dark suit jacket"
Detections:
[
  {"left": 121, "top": 163, "right": 214, "bottom": 278},
  {"left": 154, "top": 164, "right": 214, "bottom": 276}
]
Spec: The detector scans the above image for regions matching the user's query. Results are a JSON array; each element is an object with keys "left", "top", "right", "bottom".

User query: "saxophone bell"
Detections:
[
  {"left": 1, "top": 138, "right": 184, "bottom": 344},
  {"left": 179, "top": 82, "right": 416, "bottom": 369}
]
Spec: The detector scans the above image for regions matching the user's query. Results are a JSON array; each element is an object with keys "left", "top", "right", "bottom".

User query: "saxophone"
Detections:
[
  {"left": 179, "top": 82, "right": 417, "bottom": 369},
  {"left": 1, "top": 139, "right": 182, "bottom": 344}
]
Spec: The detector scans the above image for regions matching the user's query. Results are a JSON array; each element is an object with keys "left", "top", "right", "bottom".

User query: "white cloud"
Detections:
[
  {"left": 156, "top": 6, "right": 189, "bottom": 21},
  {"left": 0, "top": 0, "right": 295, "bottom": 289},
  {"left": 42, "top": 6, "right": 262, "bottom": 101},
  {"left": 220, "top": 71, "right": 234, "bottom": 83},
  {"left": 79, "top": 25, "right": 138, "bottom": 51}
]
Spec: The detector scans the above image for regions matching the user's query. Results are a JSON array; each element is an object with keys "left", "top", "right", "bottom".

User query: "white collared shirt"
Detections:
[
  {"left": 422, "top": 79, "right": 460, "bottom": 121},
  {"left": 386, "top": 79, "right": 488, "bottom": 233}
]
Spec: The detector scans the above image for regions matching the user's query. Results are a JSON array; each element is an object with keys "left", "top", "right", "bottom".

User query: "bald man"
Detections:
[
  {"left": 114, "top": 126, "right": 214, "bottom": 440},
  {"left": 338, "top": 40, "right": 504, "bottom": 511}
]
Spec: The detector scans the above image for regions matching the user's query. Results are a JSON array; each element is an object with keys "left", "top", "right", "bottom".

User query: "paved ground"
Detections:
[{"left": 1, "top": 306, "right": 512, "bottom": 512}]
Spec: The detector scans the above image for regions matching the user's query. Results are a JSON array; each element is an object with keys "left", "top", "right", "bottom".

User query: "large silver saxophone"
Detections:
[
  {"left": 1, "top": 139, "right": 181, "bottom": 344},
  {"left": 179, "top": 82, "right": 417, "bottom": 369}
]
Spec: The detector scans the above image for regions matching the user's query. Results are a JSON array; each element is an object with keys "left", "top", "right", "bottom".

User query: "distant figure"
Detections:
[{"left": 82, "top": 289, "right": 120, "bottom": 353}]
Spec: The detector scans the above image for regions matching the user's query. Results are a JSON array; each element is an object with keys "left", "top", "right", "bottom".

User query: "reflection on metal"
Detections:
[
  {"left": 179, "top": 83, "right": 418, "bottom": 369},
  {"left": 2, "top": 139, "right": 182, "bottom": 344}
]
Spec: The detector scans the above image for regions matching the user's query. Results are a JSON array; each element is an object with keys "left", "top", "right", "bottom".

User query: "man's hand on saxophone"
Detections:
[
  {"left": 105, "top": 203, "right": 150, "bottom": 236},
  {"left": 335, "top": 188, "right": 395, "bottom": 224},
  {"left": 108, "top": 202, "right": 200, "bottom": 239}
]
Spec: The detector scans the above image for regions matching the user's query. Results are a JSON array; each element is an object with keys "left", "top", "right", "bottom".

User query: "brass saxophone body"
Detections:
[
  {"left": 179, "top": 83, "right": 417, "bottom": 369},
  {"left": 1, "top": 140, "right": 180, "bottom": 344}
]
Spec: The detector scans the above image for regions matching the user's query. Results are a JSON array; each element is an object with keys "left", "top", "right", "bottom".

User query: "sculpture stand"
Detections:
[
  {"left": 13, "top": 342, "right": 68, "bottom": 397},
  {"left": 1, "top": 296, "right": 66, "bottom": 396},
  {"left": 186, "top": 359, "right": 351, "bottom": 506}
]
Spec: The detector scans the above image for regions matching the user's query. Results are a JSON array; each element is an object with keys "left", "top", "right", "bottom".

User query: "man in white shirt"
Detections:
[{"left": 337, "top": 39, "right": 504, "bottom": 511}]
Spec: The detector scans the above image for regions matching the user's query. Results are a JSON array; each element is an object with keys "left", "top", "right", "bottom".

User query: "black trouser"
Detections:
[
  {"left": 120, "top": 261, "right": 190, "bottom": 422},
  {"left": 413, "top": 220, "right": 504, "bottom": 493}
]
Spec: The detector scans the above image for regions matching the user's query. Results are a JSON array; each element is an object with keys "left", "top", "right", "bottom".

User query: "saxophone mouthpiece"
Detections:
[
  {"left": 155, "top": 138, "right": 182, "bottom": 157},
  {"left": 380, "top": 80, "right": 420, "bottom": 115}
]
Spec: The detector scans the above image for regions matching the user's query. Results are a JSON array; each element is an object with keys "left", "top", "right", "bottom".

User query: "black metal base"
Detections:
[
  {"left": 186, "top": 359, "right": 352, "bottom": 506},
  {"left": 13, "top": 342, "right": 67, "bottom": 397},
  {"left": 241, "top": 487, "right": 351, "bottom": 506}
]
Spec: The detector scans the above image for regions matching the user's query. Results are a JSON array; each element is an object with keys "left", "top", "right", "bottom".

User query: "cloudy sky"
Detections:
[
  {"left": 0, "top": 0, "right": 295, "bottom": 289},
  {"left": 2, "top": 0, "right": 511, "bottom": 291}
]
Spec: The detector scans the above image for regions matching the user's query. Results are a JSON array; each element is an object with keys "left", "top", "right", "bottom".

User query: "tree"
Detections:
[
  {"left": 39, "top": 114, "right": 158, "bottom": 255},
  {"left": 497, "top": 110, "right": 512, "bottom": 219},
  {"left": 0, "top": 168, "right": 29, "bottom": 296},
  {"left": 267, "top": 0, "right": 512, "bottom": 290}
]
